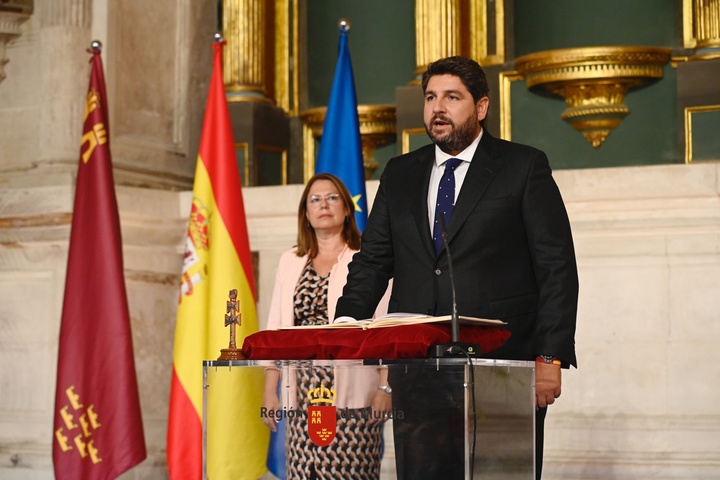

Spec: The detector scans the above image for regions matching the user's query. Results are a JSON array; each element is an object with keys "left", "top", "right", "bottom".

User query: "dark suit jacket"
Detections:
[{"left": 336, "top": 131, "right": 579, "bottom": 366}]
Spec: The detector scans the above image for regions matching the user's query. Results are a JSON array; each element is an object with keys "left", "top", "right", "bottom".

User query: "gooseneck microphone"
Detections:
[
  {"left": 430, "top": 216, "right": 482, "bottom": 478},
  {"left": 431, "top": 214, "right": 482, "bottom": 358},
  {"left": 442, "top": 215, "right": 460, "bottom": 342}
]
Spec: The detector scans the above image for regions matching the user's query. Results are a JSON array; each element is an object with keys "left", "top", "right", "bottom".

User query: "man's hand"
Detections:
[{"left": 535, "top": 361, "right": 562, "bottom": 409}]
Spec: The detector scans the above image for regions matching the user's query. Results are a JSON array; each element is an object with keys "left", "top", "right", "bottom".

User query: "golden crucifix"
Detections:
[{"left": 218, "top": 288, "right": 246, "bottom": 360}]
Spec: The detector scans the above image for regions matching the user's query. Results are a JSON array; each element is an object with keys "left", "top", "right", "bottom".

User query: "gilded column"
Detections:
[
  {"left": 413, "top": 1, "right": 505, "bottom": 80},
  {"left": 414, "top": 0, "right": 461, "bottom": 78},
  {"left": 273, "top": 0, "right": 295, "bottom": 113},
  {"left": 685, "top": 0, "right": 720, "bottom": 59},
  {"left": 468, "top": 0, "right": 505, "bottom": 65},
  {"left": 223, "top": 0, "right": 272, "bottom": 102},
  {"left": 694, "top": 0, "right": 720, "bottom": 49}
]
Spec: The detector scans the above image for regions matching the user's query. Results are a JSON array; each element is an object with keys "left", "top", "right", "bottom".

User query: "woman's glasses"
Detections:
[{"left": 308, "top": 193, "right": 341, "bottom": 206}]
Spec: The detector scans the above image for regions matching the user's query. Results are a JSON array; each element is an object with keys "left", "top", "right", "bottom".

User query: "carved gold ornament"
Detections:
[
  {"left": 514, "top": 46, "right": 672, "bottom": 148},
  {"left": 302, "top": 104, "right": 396, "bottom": 179}
]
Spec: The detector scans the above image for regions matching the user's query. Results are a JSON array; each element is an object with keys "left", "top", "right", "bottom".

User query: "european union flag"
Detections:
[
  {"left": 267, "top": 26, "right": 367, "bottom": 479},
  {"left": 315, "top": 22, "right": 368, "bottom": 232},
  {"left": 265, "top": 383, "right": 287, "bottom": 479}
]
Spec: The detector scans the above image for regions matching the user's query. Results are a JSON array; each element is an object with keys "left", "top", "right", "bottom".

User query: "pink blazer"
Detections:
[{"left": 266, "top": 245, "right": 390, "bottom": 408}]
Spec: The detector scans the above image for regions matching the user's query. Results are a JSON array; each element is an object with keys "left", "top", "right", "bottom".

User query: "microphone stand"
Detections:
[{"left": 431, "top": 215, "right": 482, "bottom": 358}]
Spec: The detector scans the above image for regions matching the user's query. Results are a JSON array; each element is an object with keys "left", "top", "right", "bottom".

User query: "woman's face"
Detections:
[{"left": 305, "top": 179, "right": 348, "bottom": 234}]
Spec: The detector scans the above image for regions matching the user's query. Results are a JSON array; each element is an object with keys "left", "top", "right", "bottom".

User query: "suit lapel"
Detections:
[
  {"left": 446, "top": 132, "right": 502, "bottom": 241},
  {"left": 408, "top": 147, "right": 436, "bottom": 256}
]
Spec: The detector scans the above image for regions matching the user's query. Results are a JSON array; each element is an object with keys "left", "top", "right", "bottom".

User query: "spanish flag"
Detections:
[
  {"left": 52, "top": 43, "right": 147, "bottom": 479},
  {"left": 167, "top": 39, "right": 268, "bottom": 479}
]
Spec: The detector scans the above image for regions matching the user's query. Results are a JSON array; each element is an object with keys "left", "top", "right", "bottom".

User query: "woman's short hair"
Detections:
[{"left": 296, "top": 173, "right": 361, "bottom": 258}]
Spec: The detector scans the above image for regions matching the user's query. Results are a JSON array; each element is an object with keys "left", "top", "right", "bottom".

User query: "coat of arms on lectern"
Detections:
[{"left": 307, "top": 382, "right": 337, "bottom": 446}]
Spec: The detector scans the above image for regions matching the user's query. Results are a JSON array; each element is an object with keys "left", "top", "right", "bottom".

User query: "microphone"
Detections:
[{"left": 430, "top": 215, "right": 482, "bottom": 358}]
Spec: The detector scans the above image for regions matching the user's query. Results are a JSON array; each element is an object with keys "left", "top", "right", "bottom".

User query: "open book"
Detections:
[{"left": 278, "top": 312, "right": 505, "bottom": 330}]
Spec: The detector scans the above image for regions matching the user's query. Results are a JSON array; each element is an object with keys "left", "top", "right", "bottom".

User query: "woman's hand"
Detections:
[
  {"left": 262, "top": 391, "right": 280, "bottom": 432},
  {"left": 369, "top": 388, "right": 392, "bottom": 425},
  {"left": 262, "top": 368, "right": 281, "bottom": 431}
]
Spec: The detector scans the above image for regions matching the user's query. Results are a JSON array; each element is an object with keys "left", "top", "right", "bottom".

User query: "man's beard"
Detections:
[{"left": 425, "top": 114, "right": 479, "bottom": 154}]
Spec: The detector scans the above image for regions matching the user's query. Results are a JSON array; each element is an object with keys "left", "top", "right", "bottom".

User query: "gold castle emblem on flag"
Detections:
[
  {"left": 307, "top": 382, "right": 337, "bottom": 447},
  {"left": 54, "top": 385, "right": 103, "bottom": 464},
  {"left": 80, "top": 88, "right": 107, "bottom": 164}
]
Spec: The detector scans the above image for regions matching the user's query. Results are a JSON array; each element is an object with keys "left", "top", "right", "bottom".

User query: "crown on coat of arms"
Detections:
[{"left": 307, "top": 382, "right": 337, "bottom": 405}]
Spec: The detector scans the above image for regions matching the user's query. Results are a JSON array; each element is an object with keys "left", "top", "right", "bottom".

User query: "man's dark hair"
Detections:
[{"left": 421, "top": 56, "right": 489, "bottom": 103}]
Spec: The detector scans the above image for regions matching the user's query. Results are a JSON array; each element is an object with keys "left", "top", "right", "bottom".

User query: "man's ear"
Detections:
[{"left": 476, "top": 97, "right": 490, "bottom": 122}]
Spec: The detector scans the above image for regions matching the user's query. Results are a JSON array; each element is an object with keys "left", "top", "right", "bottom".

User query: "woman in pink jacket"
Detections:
[{"left": 263, "top": 173, "right": 390, "bottom": 480}]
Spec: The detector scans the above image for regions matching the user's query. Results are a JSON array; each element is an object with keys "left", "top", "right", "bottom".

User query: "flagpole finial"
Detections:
[
  {"left": 90, "top": 40, "right": 102, "bottom": 52},
  {"left": 338, "top": 18, "right": 351, "bottom": 33},
  {"left": 214, "top": 33, "right": 223, "bottom": 43}
]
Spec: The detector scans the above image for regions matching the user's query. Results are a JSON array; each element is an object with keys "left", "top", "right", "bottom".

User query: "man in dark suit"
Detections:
[{"left": 335, "top": 56, "right": 578, "bottom": 479}]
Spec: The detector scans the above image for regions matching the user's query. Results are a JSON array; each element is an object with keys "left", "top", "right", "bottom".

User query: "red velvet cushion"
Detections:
[{"left": 241, "top": 324, "right": 510, "bottom": 360}]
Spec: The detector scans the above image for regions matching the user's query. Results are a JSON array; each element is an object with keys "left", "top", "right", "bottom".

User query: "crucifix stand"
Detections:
[{"left": 218, "top": 289, "right": 247, "bottom": 360}]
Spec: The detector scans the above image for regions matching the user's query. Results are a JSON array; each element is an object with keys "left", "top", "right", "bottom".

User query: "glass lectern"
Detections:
[{"left": 203, "top": 358, "right": 535, "bottom": 479}]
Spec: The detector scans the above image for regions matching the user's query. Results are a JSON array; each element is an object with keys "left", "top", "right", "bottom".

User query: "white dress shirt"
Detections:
[{"left": 427, "top": 130, "right": 483, "bottom": 230}]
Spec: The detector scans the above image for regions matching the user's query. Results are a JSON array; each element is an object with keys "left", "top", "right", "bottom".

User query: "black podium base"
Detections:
[{"left": 430, "top": 342, "right": 482, "bottom": 358}]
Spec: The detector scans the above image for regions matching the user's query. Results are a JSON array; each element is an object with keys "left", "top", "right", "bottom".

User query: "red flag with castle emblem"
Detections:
[{"left": 52, "top": 43, "right": 147, "bottom": 479}]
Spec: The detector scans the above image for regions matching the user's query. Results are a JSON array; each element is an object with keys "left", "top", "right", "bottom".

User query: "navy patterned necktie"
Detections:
[{"left": 433, "top": 157, "right": 463, "bottom": 254}]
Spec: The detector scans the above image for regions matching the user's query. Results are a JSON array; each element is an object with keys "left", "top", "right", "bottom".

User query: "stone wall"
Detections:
[
  {"left": 2, "top": 159, "right": 720, "bottom": 480},
  {"left": 2, "top": 1, "right": 720, "bottom": 479}
]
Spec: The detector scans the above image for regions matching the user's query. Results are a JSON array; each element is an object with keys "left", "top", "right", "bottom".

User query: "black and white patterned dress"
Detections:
[{"left": 285, "top": 258, "right": 383, "bottom": 480}]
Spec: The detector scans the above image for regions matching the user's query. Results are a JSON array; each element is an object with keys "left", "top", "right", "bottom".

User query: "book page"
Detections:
[
  {"left": 367, "top": 314, "right": 504, "bottom": 329},
  {"left": 277, "top": 320, "right": 371, "bottom": 330},
  {"left": 276, "top": 314, "right": 505, "bottom": 330}
]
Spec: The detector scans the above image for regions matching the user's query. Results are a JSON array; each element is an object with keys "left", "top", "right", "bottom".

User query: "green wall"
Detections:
[
  {"left": 305, "top": 0, "right": 416, "bottom": 178},
  {"left": 511, "top": 0, "right": 682, "bottom": 168},
  {"left": 514, "top": 0, "right": 679, "bottom": 55},
  {"left": 306, "top": 0, "right": 416, "bottom": 107},
  {"left": 302, "top": 1, "right": 686, "bottom": 173}
]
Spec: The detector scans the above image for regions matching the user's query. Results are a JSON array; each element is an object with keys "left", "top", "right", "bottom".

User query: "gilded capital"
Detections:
[{"left": 515, "top": 46, "right": 671, "bottom": 148}]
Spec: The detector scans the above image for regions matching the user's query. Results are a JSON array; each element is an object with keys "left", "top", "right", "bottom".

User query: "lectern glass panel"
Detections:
[{"left": 203, "top": 359, "right": 534, "bottom": 480}]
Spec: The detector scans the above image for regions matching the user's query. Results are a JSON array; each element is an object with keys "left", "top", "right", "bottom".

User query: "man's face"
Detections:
[{"left": 423, "top": 74, "right": 489, "bottom": 156}]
